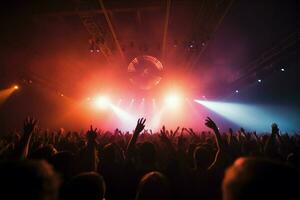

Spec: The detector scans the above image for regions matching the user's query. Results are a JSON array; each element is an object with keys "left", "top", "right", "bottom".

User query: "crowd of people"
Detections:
[{"left": 0, "top": 116, "right": 299, "bottom": 200}]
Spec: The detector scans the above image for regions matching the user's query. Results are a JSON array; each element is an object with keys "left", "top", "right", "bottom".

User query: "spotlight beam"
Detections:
[
  {"left": 194, "top": 99, "right": 297, "bottom": 132},
  {"left": 0, "top": 85, "right": 19, "bottom": 105},
  {"left": 110, "top": 104, "right": 136, "bottom": 130}
]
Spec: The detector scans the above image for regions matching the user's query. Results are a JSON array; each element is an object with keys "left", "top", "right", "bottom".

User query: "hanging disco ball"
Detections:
[{"left": 128, "top": 55, "right": 163, "bottom": 90}]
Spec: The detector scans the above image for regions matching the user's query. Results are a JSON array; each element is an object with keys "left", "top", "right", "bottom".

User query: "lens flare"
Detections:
[
  {"left": 93, "top": 96, "right": 111, "bottom": 109},
  {"left": 164, "top": 93, "right": 181, "bottom": 108}
]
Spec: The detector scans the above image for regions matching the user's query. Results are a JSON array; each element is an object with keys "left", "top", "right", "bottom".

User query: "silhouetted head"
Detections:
[
  {"left": 30, "top": 144, "right": 57, "bottom": 161},
  {"left": 102, "top": 143, "right": 117, "bottom": 163},
  {"left": 49, "top": 151, "right": 76, "bottom": 180},
  {"left": 139, "top": 142, "right": 156, "bottom": 165},
  {"left": 61, "top": 172, "right": 106, "bottom": 200},
  {"left": 222, "top": 157, "right": 300, "bottom": 200},
  {"left": 193, "top": 145, "right": 212, "bottom": 170},
  {"left": 0, "top": 160, "right": 60, "bottom": 200},
  {"left": 135, "top": 171, "right": 170, "bottom": 200}
]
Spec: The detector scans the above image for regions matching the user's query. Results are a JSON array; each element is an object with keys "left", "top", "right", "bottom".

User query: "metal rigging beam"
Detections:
[
  {"left": 98, "top": 0, "right": 125, "bottom": 63},
  {"left": 78, "top": 0, "right": 113, "bottom": 62},
  {"left": 162, "top": 0, "right": 172, "bottom": 61},
  {"left": 187, "top": 0, "right": 235, "bottom": 73}
]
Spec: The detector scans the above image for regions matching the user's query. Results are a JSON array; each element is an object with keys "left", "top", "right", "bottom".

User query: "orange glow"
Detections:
[{"left": 13, "top": 85, "right": 19, "bottom": 90}]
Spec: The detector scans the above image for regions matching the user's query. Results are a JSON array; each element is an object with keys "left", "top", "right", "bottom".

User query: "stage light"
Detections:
[
  {"left": 258, "top": 79, "right": 262, "bottom": 83},
  {"left": 1, "top": 86, "right": 19, "bottom": 105},
  {"left": 194, "top": 99, "right": 298, "bottom": 132},
  {"left": 94, "top": 96, "right": 111, "bottom": 109},
  {"left": 60, "top": 93, "right": 64, "bottom": 97},
  {"left": 164, "top": 93, "right": 181, "bottom": 108},
  {"left": 281, "top": 68, "right": 285, "bottom": 72},
  {"left": 235, "top": 90, "right": 239, "bottom": 93}
]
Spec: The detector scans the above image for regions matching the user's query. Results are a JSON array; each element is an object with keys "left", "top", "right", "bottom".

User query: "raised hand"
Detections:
[
  {"left": 84, "top": 125, "right": 98, "bottom": 171},
  {"left": 87, "top": 125, "right": 98, "bottom": 141},
  {"left": 205, "top": 117, "right": 218, "bottom": 130},
  {"left": 159, "top": 126, "right": 169, "bottom": 142},
  {"left": 14, "top": 117, "right": 38, "bottom": 159},
  {"left": 160, "top": 125, "right": 166, "bottom": 134},
  {"left": 134, "top": 118, "right": 146, "bottom": 134},
  {"left": 173, "top": 126, "right": 180, "bottom": 136},
  {"left": 127, "top": 118, "right": 146, "bottom": 158},
  {"left": 189, "top": 128, "right": 197, "bottom": 136},
  {"left": 23, "top": 117, "right": 38, "bottom": 135},
  {"left": 205, "top": 116, "right": 224, "bottom": 152}
]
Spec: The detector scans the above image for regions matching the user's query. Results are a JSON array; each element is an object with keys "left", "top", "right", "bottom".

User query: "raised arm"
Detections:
[
  {"left": 205, "top": 117, "right": 227, "bottom": 170},
  {"left": 205, "top": 117, "right": 224, "bottom": 151},
  {"left": 126, "top": 118, "right": 146, "bottom": 158},
  {"left": 84, "top": 125, "right": 99, "bottom": 171},
  {"left": 264, "top": 123, "right": 282, "bottom": 155},
  {"left": 13, "top": 117, "right": 38, "bottom": 159},
  {"left": 159, "top": 126, "right": 175, "bottom": 154}
]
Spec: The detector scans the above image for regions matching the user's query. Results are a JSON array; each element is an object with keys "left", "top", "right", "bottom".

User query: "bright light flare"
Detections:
[
  {"left": 164, "top": 93, "right": 182, "bottom": 109},
  {"left": 93, "top": 96, "right": 111, "bottom": 109},
  {"left": 13, "top": 85, "right": 19, "bottom": 90}
]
